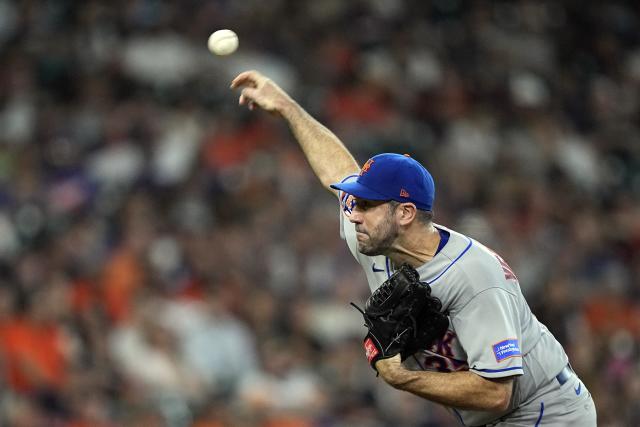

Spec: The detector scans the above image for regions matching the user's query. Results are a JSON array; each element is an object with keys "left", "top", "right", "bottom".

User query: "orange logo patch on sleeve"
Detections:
[{"left": 359, "top": 159, "right": 375, "bottom": 176}]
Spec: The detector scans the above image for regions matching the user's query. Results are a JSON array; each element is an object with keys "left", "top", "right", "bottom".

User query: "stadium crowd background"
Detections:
[{"left": 0, "top": 1, "right": 639, "bottom": 426}]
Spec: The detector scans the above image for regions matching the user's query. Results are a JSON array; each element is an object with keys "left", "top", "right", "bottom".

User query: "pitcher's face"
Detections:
[{"left": 349, "top": 198, "right": 399, "bottom": 256}]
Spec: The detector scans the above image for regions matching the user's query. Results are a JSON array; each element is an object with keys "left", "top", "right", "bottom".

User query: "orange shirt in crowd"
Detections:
[
  {"left": 101, "top": 248, "right": 145, "bottom": 324},
  {"left": 0, "top": 317, "right": 67, "bottom": 392},
  {"left": 583, "top": 293, "right": 640, "bottom": 337}
]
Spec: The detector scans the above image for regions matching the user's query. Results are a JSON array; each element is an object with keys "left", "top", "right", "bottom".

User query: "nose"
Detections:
[{"left": 349, "top": 208, "right": 363, "bottom": 224}]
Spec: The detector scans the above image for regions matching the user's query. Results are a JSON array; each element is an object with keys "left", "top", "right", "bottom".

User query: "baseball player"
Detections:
[{"left": 231, "top": 70, "right": 597, "bottom": 426}]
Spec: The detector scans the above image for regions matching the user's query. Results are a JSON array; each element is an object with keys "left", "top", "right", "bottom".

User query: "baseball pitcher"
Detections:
[{"left": 231, "top": 71, "right": 597, "bottom": 426}]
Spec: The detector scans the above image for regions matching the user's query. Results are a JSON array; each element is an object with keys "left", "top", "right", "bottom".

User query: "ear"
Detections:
[{"left": 396, "top": 203, "right": 417, "bottom": 226}]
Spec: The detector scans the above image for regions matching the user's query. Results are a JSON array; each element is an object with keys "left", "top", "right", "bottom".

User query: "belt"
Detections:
[{"left": 555, "top": 364, "right": 572, "bottom": 385}]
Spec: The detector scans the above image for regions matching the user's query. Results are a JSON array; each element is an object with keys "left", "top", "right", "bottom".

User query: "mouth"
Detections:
[{"left": 356, "top": 231, "right": 368, "bottom": 240}]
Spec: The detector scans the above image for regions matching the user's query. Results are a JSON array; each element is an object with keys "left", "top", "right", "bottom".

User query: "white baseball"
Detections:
[{"left": 207, "top": 29, "right": 239, "bottom": 56}]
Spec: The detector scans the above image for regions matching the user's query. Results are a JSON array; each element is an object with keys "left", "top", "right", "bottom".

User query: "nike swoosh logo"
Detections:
[
  {"left": 372, "top": 263, "right": 384, "bottom": 273},
  {"left": 574, "top": 383, "right": 582, "bottom": 395}
]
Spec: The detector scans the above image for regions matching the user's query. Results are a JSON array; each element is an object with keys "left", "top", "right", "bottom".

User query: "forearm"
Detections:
[
  {"left": 280, "top": 101, "right": 360, "bottom": 192},
  {"left": 380, "top": 360, "right": 512, "bottom": 412}
]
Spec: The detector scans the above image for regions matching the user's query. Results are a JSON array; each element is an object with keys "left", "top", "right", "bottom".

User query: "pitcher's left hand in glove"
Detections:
[{"left": 351, "top": 264, "right": 449, "bottom": 372}]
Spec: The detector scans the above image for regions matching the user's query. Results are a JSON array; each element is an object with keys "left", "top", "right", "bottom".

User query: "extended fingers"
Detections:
[
  {"left": 239, "top": 87, "right": 257, "bottom": 104},
  {"left": 230, "top": 70, "right": 264, "bottom": 89}
]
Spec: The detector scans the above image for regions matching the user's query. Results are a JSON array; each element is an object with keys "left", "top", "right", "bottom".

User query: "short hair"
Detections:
[
  {"left": 388, "top": 201, "right": 434, "bottom": 225},
  {"left": 416, "top": 209, "right": 434, "bottom": 225}
]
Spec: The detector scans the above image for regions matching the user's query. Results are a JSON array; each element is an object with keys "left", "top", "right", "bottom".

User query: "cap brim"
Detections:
[{"left": 329, "top": 181, "right": 389, "bottom": 200}]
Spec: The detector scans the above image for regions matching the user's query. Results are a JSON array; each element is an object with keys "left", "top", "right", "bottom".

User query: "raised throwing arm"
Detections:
[{"left": 231, "top": 70, "right": 360, "bottom": 193}]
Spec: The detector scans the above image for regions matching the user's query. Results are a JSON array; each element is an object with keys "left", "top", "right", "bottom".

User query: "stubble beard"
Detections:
[{"left": 357, "top": 219, "right": 398, "bottom": 256}]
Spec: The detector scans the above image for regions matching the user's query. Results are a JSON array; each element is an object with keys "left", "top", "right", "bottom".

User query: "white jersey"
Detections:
[{"left": 338, "top": 182, "right": 569, "bottom": 426}]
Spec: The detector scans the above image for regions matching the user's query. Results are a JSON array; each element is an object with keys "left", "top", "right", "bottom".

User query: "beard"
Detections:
[{"left": 356, "top": 218, "right": 399, "bottom": 256}]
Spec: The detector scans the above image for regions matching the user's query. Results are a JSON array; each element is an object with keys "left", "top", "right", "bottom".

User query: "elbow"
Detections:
[
  {"left": 490, "top": 395, "right": 510, "bottom": 413},
  {"left": 488, "top": 384, "right": 512, "bottom": 412}
]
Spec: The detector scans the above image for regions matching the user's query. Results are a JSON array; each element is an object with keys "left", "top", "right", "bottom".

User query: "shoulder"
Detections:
[{"left": 421, "top": 226, "right": 519, "bottom": 311}]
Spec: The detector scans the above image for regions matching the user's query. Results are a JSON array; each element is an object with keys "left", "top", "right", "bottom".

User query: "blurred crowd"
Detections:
[{"left": 0, "top": 0, "right": 639, "bottom": 426}]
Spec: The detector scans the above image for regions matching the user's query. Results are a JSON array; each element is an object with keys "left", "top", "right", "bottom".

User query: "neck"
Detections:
[{"left": 385, "top": 223, "right": 441, "bottom": 268}]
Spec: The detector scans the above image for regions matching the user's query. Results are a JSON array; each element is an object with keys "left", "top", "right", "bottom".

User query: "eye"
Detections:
[{"left": 355, "top": 200, "right": 369, "bottom": 210}]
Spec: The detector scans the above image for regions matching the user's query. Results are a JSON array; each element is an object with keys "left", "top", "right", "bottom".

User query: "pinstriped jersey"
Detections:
[{"left": 338, "top": 179, "right": 569, "bottom": 426}]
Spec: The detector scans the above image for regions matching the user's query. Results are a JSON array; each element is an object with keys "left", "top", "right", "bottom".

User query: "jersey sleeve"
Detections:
[
  {"left": 336, "top": 174, "right": 389, "bottom": 292},
  {"left": 451, "top": 288, "right": 524, "bottom": 379}
]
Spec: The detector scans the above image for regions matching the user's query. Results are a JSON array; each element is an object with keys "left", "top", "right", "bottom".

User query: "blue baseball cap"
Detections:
[{"left": 330, "top": 153, "right": 435, "bottom": 211}]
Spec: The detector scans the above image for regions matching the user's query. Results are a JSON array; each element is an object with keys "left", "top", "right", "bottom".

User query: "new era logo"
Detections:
[
  {"left": 364, "top": 337, "right": 379, "bottom": 362},
  {"left": 400, "top": 188, "right": 410, "bottom": 198}
]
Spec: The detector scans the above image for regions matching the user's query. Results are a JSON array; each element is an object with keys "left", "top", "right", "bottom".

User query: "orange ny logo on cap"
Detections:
[
  {"left": 359, "top": 158, "right": 374, "bottom": 176},
  {"left": 400, "top": 188, "right": 410, "bottom": 198}
]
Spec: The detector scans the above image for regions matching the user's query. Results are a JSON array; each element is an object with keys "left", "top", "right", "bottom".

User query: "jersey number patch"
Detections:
[{"left": 420, "top": 331, "right": 468, "bottom": 372}]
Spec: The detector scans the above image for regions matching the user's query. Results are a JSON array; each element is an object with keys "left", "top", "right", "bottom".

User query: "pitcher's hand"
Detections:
[{"left": 230, "top": 70, "right": 294, "bottom": 114}]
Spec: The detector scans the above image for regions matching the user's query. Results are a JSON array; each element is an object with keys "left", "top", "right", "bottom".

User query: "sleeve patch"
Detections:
[{"left": 492, "top": 339, "right": 521, "bottom": 362}]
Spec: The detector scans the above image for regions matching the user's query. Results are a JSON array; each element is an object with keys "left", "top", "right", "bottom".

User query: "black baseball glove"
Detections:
[{"left": 351, "top": 264, "right": 449, "bottom": 372}]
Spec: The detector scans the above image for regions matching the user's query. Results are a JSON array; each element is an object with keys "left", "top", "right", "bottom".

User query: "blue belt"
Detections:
[{"left": 555, "top": 364, "right": 572, "bottom": 385}]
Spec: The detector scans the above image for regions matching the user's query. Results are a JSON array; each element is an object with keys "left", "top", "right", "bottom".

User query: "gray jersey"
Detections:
[{"left": 338, "top": 185, "right": 570, "bottom": 426}]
